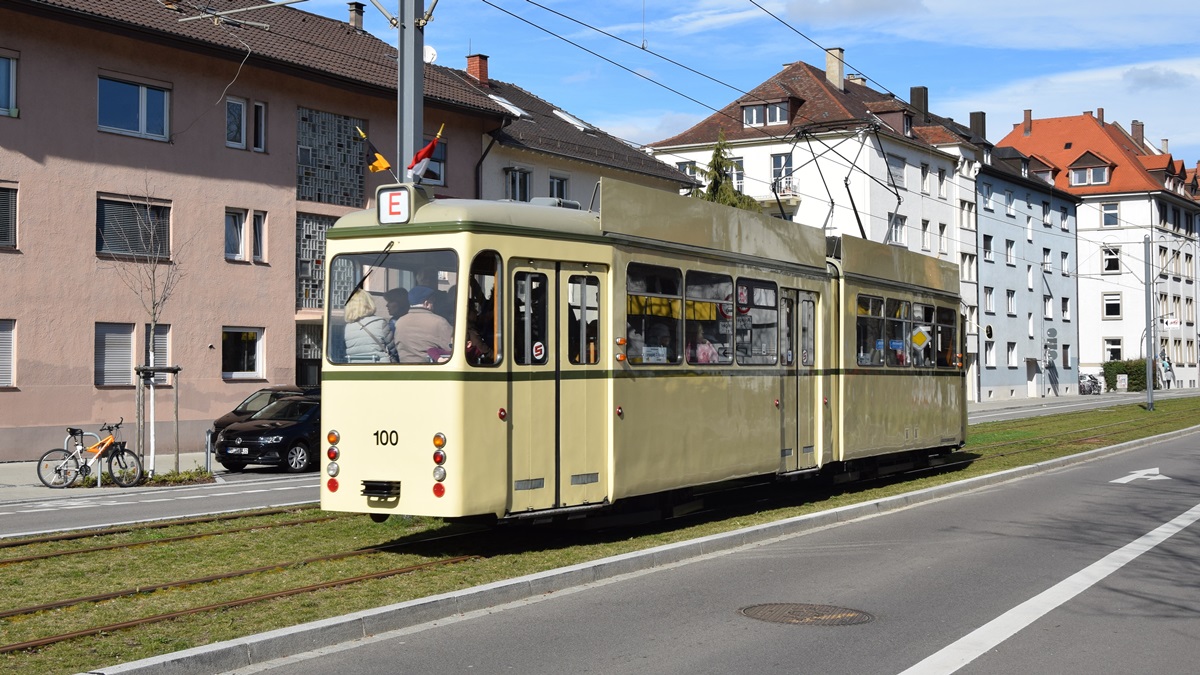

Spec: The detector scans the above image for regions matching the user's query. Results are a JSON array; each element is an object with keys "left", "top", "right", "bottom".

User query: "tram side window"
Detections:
[
  {"left": 856, "top": 295, "right": 884, "bottom": 366},
  {"left": 884, "top": 299, "right": 911, "bottom": 367},
  {"left": 684, "top": 271, "right": 733, "bottom": 365},
  {"left": 466, "top": 252, "right": 501, "bottom": 367},
  {"left": 781, "top": 297, "right": 795, "bottom": 367},
  {"left": 913, "top": 304, "right": 936, "bottom": 367},
  {"left": 627, "top": 263, "right": 681, "bottom": 365},
  {"left": 514, "top": 272, "right": 548, "bottom": 365},
  {"left": 568, "top": 275, "right": 600, "bottom": 365},
  {"left": 736, "top": 279, "right": 778, "bottom": 365},
  {"left": 935, "top": 306, "right": 958, "bottom": 368}
]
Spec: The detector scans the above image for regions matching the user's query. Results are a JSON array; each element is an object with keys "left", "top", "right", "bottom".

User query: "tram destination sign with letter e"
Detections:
[{"left": 378, "top": 185, "right": 414, "bottom": 225}]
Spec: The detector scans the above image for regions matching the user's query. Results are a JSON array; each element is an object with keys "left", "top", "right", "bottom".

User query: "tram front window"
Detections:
[{"left": 326, "top": 250, "right": 458, "bottom": 365}]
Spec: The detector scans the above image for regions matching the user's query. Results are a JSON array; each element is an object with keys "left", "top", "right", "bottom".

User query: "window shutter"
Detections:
[
  {"left": 0, "top": 188, "right": 14, "bottom": 247},
  {"left": 97, "top": 200, "right": 170, "bottom": 257},
  {"left": 0, "top": 319, "right": 13, "bottom": 387},
  {"left": 95, "top": 323, "right": 133, "bottom": 385}
]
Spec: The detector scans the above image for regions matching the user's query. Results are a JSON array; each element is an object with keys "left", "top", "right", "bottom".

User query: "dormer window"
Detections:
[
  {"left": 1021, "top": 159, "right": 1029, "bottom": 178},
  {"left": 742, "top": 105, "right": 764, "bottom": 127},
  {"left": 767, "top": 102, "right": 788, "bottom": 125},
  {"left": 903, "top": 114, "right": 912, "bottom": 137},
  {"left": 1070, "top": 166, "right": 1109, "bottom": 186},
  {"left": 1034, "top": 170, "right": 1053, "bottom": 185}
]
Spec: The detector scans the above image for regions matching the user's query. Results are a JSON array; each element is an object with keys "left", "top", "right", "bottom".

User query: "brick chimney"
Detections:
[
  {"left": 825, "top": 48, "right": 844, "bottom": 90},
  {"left": 1023, "top": 109, "right": 1032, "bottom": 136},
  {"left": 1097, "top": 107, "right": 1104, "bottom": 124},
  {"left": 1162, "top": 139, "right": 1169, "bottom": 153},
  {"left": 970, "top": 111, "right": 986, "bottom": 140},
  {"left": 910, "top": 86, "right": 928, "bottom": 123},
  {"left": 347, "top": 2, "right": 364, "bottom": 29},
  {"left": 1132, "top": 120, "right": 1144, "bottom": 149},
  {"left": 467, "top": 54, "right": 490, "bottom": 87}
]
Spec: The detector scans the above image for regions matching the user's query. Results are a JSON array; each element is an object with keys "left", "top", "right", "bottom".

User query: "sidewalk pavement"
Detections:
[{"left": 0, "top": 451, "right": 215, "bottom": 504}]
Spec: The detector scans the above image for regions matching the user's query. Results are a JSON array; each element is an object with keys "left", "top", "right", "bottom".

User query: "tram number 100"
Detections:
[{"left": 373, "top": 430, "right": 401, "bottom": 446}]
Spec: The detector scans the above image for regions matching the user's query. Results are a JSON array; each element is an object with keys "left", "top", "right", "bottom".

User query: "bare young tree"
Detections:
[{"left": 98, "top": 181, "right": 194, "bottom": 475}]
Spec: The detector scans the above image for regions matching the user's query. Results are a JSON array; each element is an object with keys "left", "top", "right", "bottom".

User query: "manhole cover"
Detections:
[{"left": 739, "top": 603, "right": 874, "bottom": 626}]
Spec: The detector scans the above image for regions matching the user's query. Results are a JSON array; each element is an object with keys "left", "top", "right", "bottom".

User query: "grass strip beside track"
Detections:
[{"left": 4, "top": 396, "right": 1200, "bottom": 675}]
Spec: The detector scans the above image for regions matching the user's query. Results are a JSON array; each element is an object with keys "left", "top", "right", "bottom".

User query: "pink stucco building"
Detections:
[{"left": 0, "top": 0, "right": 689, "bottom": 462}]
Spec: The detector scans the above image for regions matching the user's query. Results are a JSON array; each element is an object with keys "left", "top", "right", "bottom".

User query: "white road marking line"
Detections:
[{"left": 900, "top": 501, "right": 1200, "bottom": 674}]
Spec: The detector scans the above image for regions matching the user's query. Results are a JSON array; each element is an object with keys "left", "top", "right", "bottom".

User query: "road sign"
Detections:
[{"left": 1162, "top": 318, "right": 1181, "bottom": 329}]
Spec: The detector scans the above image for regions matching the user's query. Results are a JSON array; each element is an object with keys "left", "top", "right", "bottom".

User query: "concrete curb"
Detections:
[{"left": 87, "top": 425, "right": 1200, "bottom": 675}]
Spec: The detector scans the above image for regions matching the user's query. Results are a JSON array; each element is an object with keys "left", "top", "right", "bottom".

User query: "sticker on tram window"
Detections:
[
  {"left": 889, "top": 339, "right": 905, "bottom": 350},
  {"left": 532, "top": 342, "right": 545, "bottom": 361}
]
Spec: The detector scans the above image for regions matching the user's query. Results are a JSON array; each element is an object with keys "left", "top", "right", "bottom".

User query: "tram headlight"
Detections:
[
  {"left": 326, "top": 461, "right": 340, "bottom": 477},
  {"left": 432, "top": 466, "right": 447, "bottom": 482}
]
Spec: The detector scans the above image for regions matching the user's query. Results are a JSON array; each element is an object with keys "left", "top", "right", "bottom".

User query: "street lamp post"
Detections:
[{"left": 1144, "top": 235, "right": 1154, "bottom": 411}]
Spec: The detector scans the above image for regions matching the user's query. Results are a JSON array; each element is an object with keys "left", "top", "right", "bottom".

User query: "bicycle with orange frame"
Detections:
[{"left": 37, "top": 418, "right": 143, "bottom": 488}]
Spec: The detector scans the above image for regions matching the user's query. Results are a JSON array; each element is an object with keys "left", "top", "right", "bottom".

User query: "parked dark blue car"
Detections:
[{"left": 214, "top": 394, "right": 320, "bottom": 472}]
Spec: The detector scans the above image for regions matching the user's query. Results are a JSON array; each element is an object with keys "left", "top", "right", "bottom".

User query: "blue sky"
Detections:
[{"left": 303, "top": 0, "right": 1200, "bottom": 164}]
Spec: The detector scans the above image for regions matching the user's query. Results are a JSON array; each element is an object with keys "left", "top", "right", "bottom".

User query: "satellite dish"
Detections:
[{"left": 423, "top": 45, "right": 438, "bottom": 64}]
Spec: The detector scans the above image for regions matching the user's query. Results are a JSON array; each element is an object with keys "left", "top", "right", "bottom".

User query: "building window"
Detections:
[
  {"left": 981, "top": 183, "right": 993, "bottom": 210},
  {"left": 742, "top": 104, "right": 764, "bottom": 127},
  {"left": 1071, "top": 166, "right": 1109, "bottom": 186},
  {"left": 144, "top": 323, "right": 170, "bottom": 384},
  {"left": 984, "top": 286, "right": 994, "bottom": 313},
  {"left": 959, "top": 201, "right": 975, "bottom": 230},
  {"left": 0, "top": 319, "right": 12, "bottom": 387},
  {"left": 771, "top": 153, "right": 793, "bottom": 193},
  {"left": 1187, "top": 297, "right": 1195, "bottom": 324},
  {"left": 1026, "top": 265, "right": 1033, "bottom": 290},
  {"left": 1060, "top": 206, "right": 1069, "bottom": 231},
  {"left": 226, "top": 97, "right": 246, "bottom": 149},
  {"left": 1028, "top": 313, "right": 1034, "bottom": 338},
  {"left": 1006, "top": 239, "right": 1016, "bottom": 265},
  {"left": 505, "top": 168, "right": 531, "bottom": 202},
  {"left": 1061, "top": 251, "right": 1069, "bottom": 276},
  {"left": 728, "top": 158, "right": 745, "bottom": 192},
  {"left": 0, "top": 54, "right": 15, "bottom": 117},
  {"left": 766, "top": 102, "right": 788, "bottom": 125},
  {"left": 222, "top": 327, "right": 262, "bottom": 379},
  {"left": 252, "top": 211, "right": 265, "bottom": 261},
  {"left": 886, "top": 154, "right": 906, "bottom": 189},
  {"left": 1005, "top": 190, "right": 1015, "bottom": 216},
  {"left": 676, "top": 161, "right": 696, "bottom": 178},
  {"left": 1006, "top": 289, "right": 1016, "bottom": 315},
  {"left": 418, "top": 137, "right": 447, "bottom": 186},
  {"left": 921, "top": 220, "right": 930, "bottom": 250},
  {"left": 984, "top": 340, "right": 995, "bottom": 367},
  {"left": 95, "top": 322, "right": 133, "bottom": 386},
  {"left": 920, "top": 164, "right": 930, "bottom": 194},
  {"left": 1102, "top": 246, "right": 1120, "bottom": 274},
  {"left": 1104, "top": 337, "right": 1122, "bottom": 361},
  {"left": 549, "top": 175, "right": 568, "bottom": 199},
  {"left": 1101, "top": 202, "right": 1119, "bottom": 226},
  {"left": 937, "top": 169, "right": 946, "bottom": 198},
  {"left": 252, "top": 102, "right": 267, "bottom": 152},
  {"left": 982, "top": 235, "right": 994, "bottom": 261},
  {"left": 1042, "top": 247, "right": 1052, "bottom": 272},
  {"left": 886, "top": 214, "right": 907, "bottom": 245},
  {"left": 1062, "top": 344, "right": 1070, "bottom": 369},
  {"left": 98, "top": 76, "right": 169, "bottom": 141},
  {"left": 1103, "top": 292, "right": 1121, "bottom": 319},
  {"left": 0, "top": 185, "right": 14, "bottom": 249},
  {"left": 1062, "top": 297, "right": 1071, "bottom": 321},
  {"left": 1043, "top": 295, "right": 1052, "bottom": 319},
  {"left": 96, "top": 197, "right": 170, "bottom": 259},
  {"left": 961, "top": 253, "right": 976, "bottom": 282},
  {"left": 938, "top": 223, "right": 947, "bottom": 253},
  {"left": 1042, "top": 202, "right": 1051, "bottom": 226},
  {"left": 1007, "top": 342, "right": 1017, "bottom": 367},
  {"left": 225, "top": 209, "right": 246, "bottom": 260}
]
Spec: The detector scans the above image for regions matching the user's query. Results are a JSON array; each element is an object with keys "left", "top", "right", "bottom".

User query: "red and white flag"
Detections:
[{"left": 407, "top": 124, "right": 444, "bottom": 181}]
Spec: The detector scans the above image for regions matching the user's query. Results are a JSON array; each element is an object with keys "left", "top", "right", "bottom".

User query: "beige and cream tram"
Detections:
[{"left": 319, "top": 179, "right": 965, "bottom": 522}]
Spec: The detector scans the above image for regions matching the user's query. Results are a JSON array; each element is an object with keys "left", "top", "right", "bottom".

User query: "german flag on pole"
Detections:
[{"left": 355, "top": 126, "right": 392, "bottom": 173}]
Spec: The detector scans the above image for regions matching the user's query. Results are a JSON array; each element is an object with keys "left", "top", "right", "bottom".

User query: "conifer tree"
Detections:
[{"left": 698, "top": 130, "right": 761, "bottom": 213}]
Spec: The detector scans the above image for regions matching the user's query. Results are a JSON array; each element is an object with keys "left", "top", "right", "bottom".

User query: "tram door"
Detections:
[
  {"left": 780, "top": 289, "right": 819, "bottom": 472},
  {"left": 508, "top": 262, "right": 609, "bottom": 514}
]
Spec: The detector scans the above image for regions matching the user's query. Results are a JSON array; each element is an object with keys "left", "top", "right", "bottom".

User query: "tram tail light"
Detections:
[
  {"left": 327, "top": 430, "right": 340, "bottom": 445},
  {"left": 327, "top": 478, "right": 339, "bottom": 493}
]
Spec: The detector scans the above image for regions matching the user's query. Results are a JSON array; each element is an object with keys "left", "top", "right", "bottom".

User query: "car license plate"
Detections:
[{"left": 229, "top": 448, "right": 248, "bottom": 455}]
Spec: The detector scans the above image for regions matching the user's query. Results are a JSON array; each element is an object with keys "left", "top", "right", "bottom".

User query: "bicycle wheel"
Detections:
[
  {"left": 37, "top": 449, "right": 80, "bottom": 488},
  {"left": 106, "top": 447, "right": 144, "bottom": 487}
]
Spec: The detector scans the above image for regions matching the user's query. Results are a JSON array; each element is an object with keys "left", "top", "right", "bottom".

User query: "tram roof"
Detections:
[{"left": 336, "top": 180, "right": 829, "bottom": 272}]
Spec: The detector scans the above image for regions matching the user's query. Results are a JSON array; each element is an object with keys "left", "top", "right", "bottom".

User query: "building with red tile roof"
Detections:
[{"left": 999, "top": 110, "right": 1199, "bottom": 388}]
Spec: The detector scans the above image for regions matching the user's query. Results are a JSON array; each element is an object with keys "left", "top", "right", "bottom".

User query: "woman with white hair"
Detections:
[{"left": 343, "top": 290, "right": 394, "bottom": 362}]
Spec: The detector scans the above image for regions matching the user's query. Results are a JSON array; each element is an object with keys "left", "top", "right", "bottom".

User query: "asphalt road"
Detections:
[{"left": 233, "top": 431, "right": 1200, "bottom": 675}]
